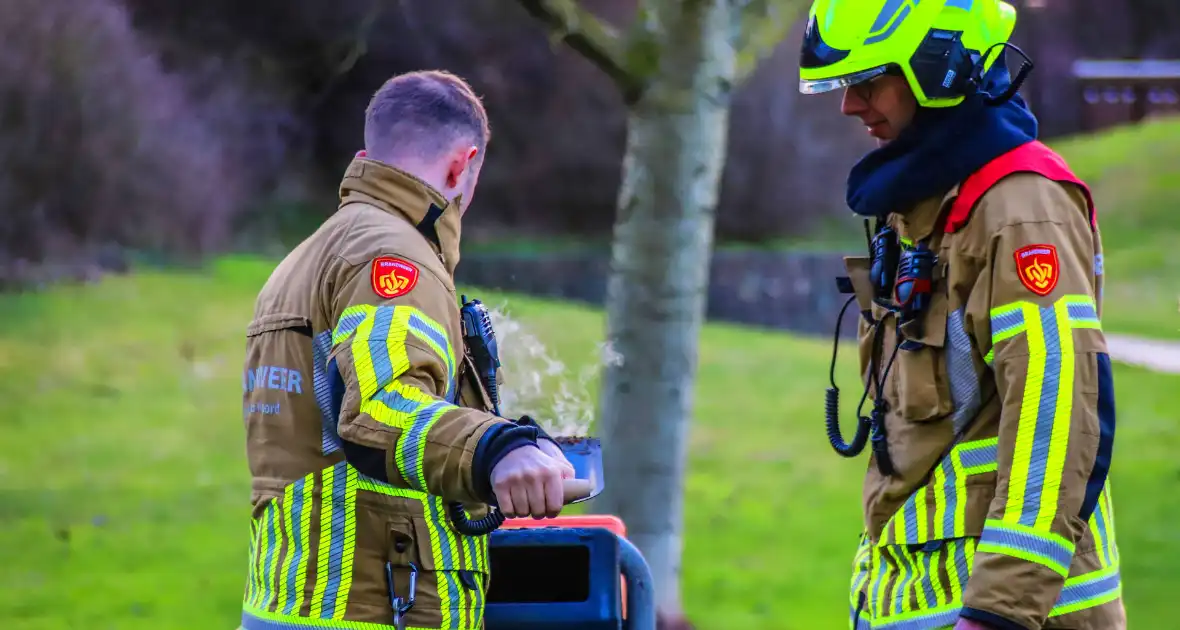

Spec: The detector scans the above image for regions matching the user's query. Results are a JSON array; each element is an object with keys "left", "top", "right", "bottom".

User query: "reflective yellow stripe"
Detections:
[
  {"left": 1088, "top": 510, "right": 1105, "bottom": 567},
  {"left": 964, "top": 539, "right": 975, "bottom": 581},
  {"left": 310, "top": 465, "right": 335, "bottom": 619},
  {"left": 333, "top": 468, "right": 359, "bottom": 621},
  {"left": 855, "top": 513, "right": 1118, "bottom": 624},
  {"left": 931, "top": 462, "right": 948, "bottom": 541},
  {"left": 851, "top": 537, "right": 872, "bottom": 599},
  {"left": 243, "top": 603, "right": 444, "bottom": 629},
  {"left": 463, "top": 533, "right": 487, "bottom": 629},
  {"left": 405, "top": 311, "right": 457, "bottom": 399},
  {"left": 1048, "top": 565, "right": 1122, "bottom": 617},
  {"left": 425, "top": 498, "right": 456, "bottom": 628},
  {"left": 926, "top": 543, "right": 946, "bottom": 607},
  {"left": 983, "top": 298, "right": 1082, "bottom": 575},
  {"left": 1094, "top": 486, "right": 1116, "bottom": 568},
  {"left": 255, "top": 462, "right": 488, "bottom": 627},
  {"left": 892, "top": 544, "right": 916, "bottom": 615},
  {"left": 878, "top": 438, "right": 998, "bottom": 547},
  {"left": 943, "top": 540, "right": 962, "bottom": 604},
  {"left": 356, "top": 470, "right": 487, "bottom": 629},
  {"left": 333, "top": 305, "right": 372, "bottom": 345},
  {"left": 1040, "top": 301, "right": 1074, "bottom": 529},
  {"left": 882, "top": 546, "right": 904, "bottom": 617},
  {"left": 892, "top": 508, "right": 906, "bottom": 544},
  {"left": 444, "top": 503, "right": 469, "bottom": 629},
  {"left": 355, "top": 475, "right": 424, "bottom": 499},
  {"left": 869, "top": 545, "right": 889, "bottom": 618},
  {"left": 1104, "top": 482, "right": 1119, "bottom": 564},
  {"left": 336, "top": 305, "right": 462, "bottom": 493},
  {"left": 914, "top": 484, "right": 929, "bottom": 543},
  {"left": 978, "top": 519, "right": 1075, "bottom": 578},
  {"left": 912, "top": 544, "right": 930, "bottom": 611},
  {"left": 1063, "top": 295, "right": 1101, "bottom": 330},
  {"left": 1004, "top": 303, "right": 1043, "bottom": 523},
  {"left": 989, "top": 303, "right": 1027, "bottom": 345},
  {"left": 246, "top": 516, "right": 261, "bottom": 607},
  {"left": 277, "top": 483, "right": 296, "bottom": 609},
  {"left": 951, "top": 450, "right": 967, "bottom": 537},
  {"left": 257, "top": 502, "right": 277, "bottom": 610},
  {"left": 292, "top": 475, "right": 315, "bottom": 615},
  {"left": 266, "top": 500, "right": 283, "bottom": 612}
]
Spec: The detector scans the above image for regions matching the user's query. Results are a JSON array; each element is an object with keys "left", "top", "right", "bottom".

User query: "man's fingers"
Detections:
[
  {"left": 527, "top": 472, "right": 549, "bottom": 519},
  {"left": 544, "top": 467, "right": 564, "bottom": 517},
  {"left": 509, "top": 484, "right": 530, "bottom": 519},
  {"left": 496, "top": 484, "right": 516, "bottom": 518}
]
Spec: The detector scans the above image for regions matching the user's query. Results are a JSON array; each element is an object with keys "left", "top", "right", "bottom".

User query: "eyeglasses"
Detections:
[{"left": 849, "top": 67, "right": 903, "bottom": 101}]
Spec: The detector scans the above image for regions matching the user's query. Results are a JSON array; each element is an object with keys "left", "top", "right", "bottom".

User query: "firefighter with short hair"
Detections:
[
  {"left": 798, "top": 2, "right": 1123, "bottom": 628},
  {"left": 239, "top": 70, "right": 578, "bottom": 629}
]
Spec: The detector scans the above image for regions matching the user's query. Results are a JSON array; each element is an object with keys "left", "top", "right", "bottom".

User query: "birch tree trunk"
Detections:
[
  {"left": 593, "top": 1, "right": 738, "bottom": 612},
  {"left": 514, "top": 0, "right": 800, "bottom": 615}
]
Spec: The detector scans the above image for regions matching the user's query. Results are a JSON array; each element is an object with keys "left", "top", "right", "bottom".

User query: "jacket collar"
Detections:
[
  {"left": 337, "top": 157, "right": 463, "bottom": 276},
  {"left": 894, "top": 184, "right": 962, "bottom": 244}
]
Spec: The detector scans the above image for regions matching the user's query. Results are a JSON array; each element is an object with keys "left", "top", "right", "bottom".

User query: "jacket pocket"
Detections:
[
  {"left": 247, "top": 313, "right": 313, "bottom": 338},
  {"left": 889, "top": 286, "right": 954, "bottom": 422},
  {"left": 457, "top": 353, "right": 494, "bottom": 411},
  {"left": 243, "top": 313, "right": 316, "bottom": 401},
  {"left": 863, "top": 536, "right": 979, "bottom": 625},
  {"left": 402, "top": 514, "right": 488, "bottom": 623},
  {"left": 410, "top": 514, "right": 489, "bottom": 576}
]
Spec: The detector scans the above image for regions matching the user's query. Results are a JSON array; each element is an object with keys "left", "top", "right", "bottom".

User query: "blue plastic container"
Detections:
[{"left": 484, "top": 526, "right": 622, "bottom": 630}]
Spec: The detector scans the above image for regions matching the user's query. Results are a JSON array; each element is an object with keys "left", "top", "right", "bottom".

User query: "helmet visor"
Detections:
[{"left": 799, "top": 64, "right": 890, "bottom": 95}]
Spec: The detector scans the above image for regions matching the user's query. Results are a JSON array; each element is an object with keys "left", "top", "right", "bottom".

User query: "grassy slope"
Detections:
[
  {"left": 1050, "top": 117, "right": 1180, "bottom": 339},
  {"left": 459, "top": 118, "right": 1180, "bottom": 338},
  {"left": 1, "top": 256, "right": 1177, "bottom": 629}
]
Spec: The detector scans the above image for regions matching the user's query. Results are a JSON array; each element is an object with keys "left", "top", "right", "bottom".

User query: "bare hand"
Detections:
[
  {"left": 536, "top": 439, "right": 576, "bottom": 479},
  {"left": 490, "top": 445, "right": 568, "bottom": 519},
  {"left": 954, "top": 619, "right": 996, "bottom": 630}
]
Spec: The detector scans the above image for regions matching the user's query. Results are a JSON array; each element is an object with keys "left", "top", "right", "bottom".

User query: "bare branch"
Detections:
[
  {"left": 310, "top": 0, "right": 384, "bottom": 112},
  {"left": 515, "top": 0, "right": 644, "bottom": 103},
  {"left": 734, "top": 0, "right": 807, "bottom": 82}
]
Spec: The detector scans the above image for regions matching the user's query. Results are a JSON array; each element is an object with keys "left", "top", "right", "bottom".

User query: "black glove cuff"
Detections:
[{"left": 514, "top": 414, "right": 556, "bottom": 444}]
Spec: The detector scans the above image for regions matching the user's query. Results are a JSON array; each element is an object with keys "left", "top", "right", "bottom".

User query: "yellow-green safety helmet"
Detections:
[{"left": 798, "top": 0, "right": 1019, "bottom": 107}]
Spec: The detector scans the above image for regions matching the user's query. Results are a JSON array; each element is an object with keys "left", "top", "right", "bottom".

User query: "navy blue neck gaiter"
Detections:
[{"left": 845, "top": 60, "right": 1039, "bottom": 218}]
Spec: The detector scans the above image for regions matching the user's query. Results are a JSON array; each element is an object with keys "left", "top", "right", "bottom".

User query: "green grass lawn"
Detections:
[
  {"left": 1053, "top": 117, "right": 1180, "bottom": 339},
  {"left": 452, "top": 117, "right": 1180, "bottom": 339},
  {"left": 1, "top": 256, "right": 1177, "bottom": 629}
]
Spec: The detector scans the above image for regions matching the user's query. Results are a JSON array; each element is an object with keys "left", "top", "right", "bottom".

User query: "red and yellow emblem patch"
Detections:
[
  {"left": 370, "top": 256, "right": 419, "bottom": 299},
  {"left": 1014, "top": 244, "right": 1059, "bottom": 296}
]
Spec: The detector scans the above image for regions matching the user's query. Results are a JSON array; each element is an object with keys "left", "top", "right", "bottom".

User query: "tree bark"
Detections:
[{"left": 593, "top": 0, "right": 738, "bottom": 613}]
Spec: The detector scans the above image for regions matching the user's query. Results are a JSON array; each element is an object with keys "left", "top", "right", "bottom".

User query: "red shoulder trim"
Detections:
[{"left": 944, "top": 140, "right": 1097, "bottom": 233}]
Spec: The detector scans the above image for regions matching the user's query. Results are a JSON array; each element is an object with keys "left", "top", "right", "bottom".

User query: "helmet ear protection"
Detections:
[{"left": 908, "top": 28, "right": 1035, "bottom": 106}]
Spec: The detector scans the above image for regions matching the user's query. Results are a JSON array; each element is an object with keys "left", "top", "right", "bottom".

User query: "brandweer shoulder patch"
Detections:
[
  {"left": 1014, "top": 244, "right": 1059, "bottom": 296},
  {"left": 370, "top": 256, "right": 419, "bottom": 299}
]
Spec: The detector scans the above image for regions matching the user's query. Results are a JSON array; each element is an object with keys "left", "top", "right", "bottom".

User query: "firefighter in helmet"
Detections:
[{"left": 799, "top": 2, "right": 1124, "bottom": 629}]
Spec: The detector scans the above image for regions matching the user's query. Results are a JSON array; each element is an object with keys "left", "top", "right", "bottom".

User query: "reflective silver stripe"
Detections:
[
  {"left": 312, "top": 330, "right": 342, "bottom": 455},
  {"left": 946, "top": 308, "right": 982, "bottom": 436},
  {"left": 242, "top": 609, "right": 347, "bottom": 629}
]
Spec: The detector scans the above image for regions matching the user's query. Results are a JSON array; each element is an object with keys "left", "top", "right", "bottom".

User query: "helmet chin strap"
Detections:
[{"left": 967, "top": 42, "right": 1036, "bottom": 106}]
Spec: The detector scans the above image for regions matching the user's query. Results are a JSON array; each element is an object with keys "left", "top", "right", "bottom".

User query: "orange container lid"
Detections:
[{"left": 501, "top": 514, "right": 627, "bottom": 538}]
